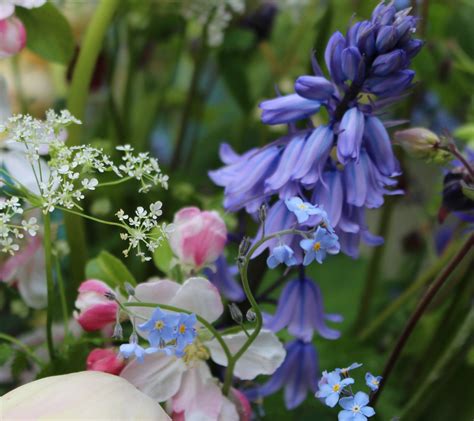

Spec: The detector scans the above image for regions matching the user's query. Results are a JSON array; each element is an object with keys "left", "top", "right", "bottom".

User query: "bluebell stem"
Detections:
[{"left": 210, "top": 1, "right": 423, "bottom": 259}]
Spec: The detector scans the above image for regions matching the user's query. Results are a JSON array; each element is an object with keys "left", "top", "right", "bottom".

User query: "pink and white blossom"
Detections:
[
  {"left": 169, "top": 207, "right": 227, "bottom": 269},
  {"left": 86, "top": 348, "right": 125, "bottom": 376},
  {"left": 0, "top": 16, "right": 25, "bottom": 58},
  {"left": 74, "top": 279, "right": 118, "bottom": 331}
]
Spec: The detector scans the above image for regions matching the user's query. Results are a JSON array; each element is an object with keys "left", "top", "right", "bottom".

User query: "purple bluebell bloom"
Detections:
[
  {"left": 264, "top": 276, "right": 342, "bottom": 341},
  {"left": 315, "top": 371, "right": 354, "bottom": 407},
  {"left": 260, "top": 94, "right": 321, "bottom": 125},
  {"left": 245, "top": 340, "right": 319, "bottom": 409},
  {"left": 294, "top": 76, "right": 334, "bottom": 101},
  {"left": 365, "top": 372, "right": 382, "bottom": 391},
  {"left": 204, "top": 255, "right": 245, "bottom": 302},
  {"left": 266, "top": 244, "right": 298, "bottom": 268},
  {"left": 138, "top": 307, "right": 179, "bottom": 347},
  {"left": 300, "top": 227, "right": 340, "bottom": 265},
  {"left": 338, "top": 392, "right": 375, "bottom": 420}
]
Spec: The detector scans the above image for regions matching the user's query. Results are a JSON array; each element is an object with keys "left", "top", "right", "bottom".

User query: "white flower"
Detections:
[
  {"left": 81, "top": 178, "right": 98, "bottom": 190},
  {"left": 21, "top": 217, "right": 39, "bottom": 236}
]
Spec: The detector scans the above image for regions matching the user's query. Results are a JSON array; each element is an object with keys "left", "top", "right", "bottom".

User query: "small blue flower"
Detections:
[
  {"left": 119, "top": 342, "right": 148, "bottom": 362},
  {"left": 285, "top": 197, "right": 323, "bottom": 223},
  {"left": 266, "top": 244, "right": 298, "bottom": 268},
  {"left": 335, "top": 362, "right": 363, "bottom": 376},
  {"left": 316, "top": 371, "right": 354, "bottom": 408},
  {"left": 338, "top": 391, "right": 375, "bottom": 421},
  {"left": 300, "top": 227, "right": 340, "bottom": 265},
  {"left": 175, "top": 313, "right": 197, "bottom": 354},
  {"left": 365, "top": 372, "right": 382, "bottom": 392},
  {"left": 138, "top": 307, "right": 179, "bottom": 348}
]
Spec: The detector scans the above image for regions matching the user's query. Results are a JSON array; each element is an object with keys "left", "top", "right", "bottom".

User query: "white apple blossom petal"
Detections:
[
  {"left": 1, "top": 371, "right": 170, "bottom": 420},
  {"left": 120, "top": 352, "right": 186, "bottom": 402},
  {"left": 207, "top": 329, "right": 286, "bottom": 380}
]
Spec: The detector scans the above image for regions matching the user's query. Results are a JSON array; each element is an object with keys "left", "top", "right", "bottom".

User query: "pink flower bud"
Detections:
[
  {"left": 74, "top": 279, "right": 118, "bottom": 332},
  {"left": 0, "top": 17, "right": 26, "bottom": 59},
  {"left": 86, "top": 348, "right": 125, "bottom": 376},
  {"left": 169, "top": 207, "right": 227, "bottom": 269}
]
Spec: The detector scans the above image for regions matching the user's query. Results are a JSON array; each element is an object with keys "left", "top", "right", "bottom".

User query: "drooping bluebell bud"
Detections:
[
  {"left": 341, "top": 46, "right": 363, "bottom": 82},
  {"left": 403, "top": 38, "right": 424, "bottom": 58},
  {"left": 365, "top": 70, "right": 414, "bottom": 97},
  {"left": 378, "top": 5, "right": 397, "bottom": 25},
  {"left": 294, "top": 76, "right": 334, "bottom": 101},
  {"left": 372, "top": 50, "right": 407, "bottom": 76},
  {"left": 364, "top": 116, "right": 398, "bottom": 176},
  {"left": 337, "top": 107, "right": 365, "bottom": 164},
  {"left": 356, "top": 21, "right": 376, "bottom": 57},
  {"left": 324, "top": 31, "right": 346, "bottom": 85},
  {"left": 376, "top": 25, "right": 398, "bottom": 53}
]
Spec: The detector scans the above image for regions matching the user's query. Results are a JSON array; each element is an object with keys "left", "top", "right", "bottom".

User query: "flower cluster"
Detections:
[
  {"left": 0, "top": 197, "right": 38, "bottom": 254},
  {"left": 210, "top": 1, "right": 423, "bottom": 259},
  {"left": 116, "top": 203, "right": 172, "bottom": 262},
  {"left": 316, "top": 363, "right": 381, "bottom": 420}
]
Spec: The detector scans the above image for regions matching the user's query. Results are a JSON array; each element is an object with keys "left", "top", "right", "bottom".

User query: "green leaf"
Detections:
[
  {"left": 16, "top": 3, "right": 75, "bottom": 64},
  {"left": 85, "top": 251, "right": 137, "bottom": 290},
  {"left": 11, "top": 352, "right": 28, "bottom": 380},
  {"left": 0, "top": 344, "right": 13, "bottom": 366},
  {"left": 152, "top": 236, "right": 174, "bottom": 275}
]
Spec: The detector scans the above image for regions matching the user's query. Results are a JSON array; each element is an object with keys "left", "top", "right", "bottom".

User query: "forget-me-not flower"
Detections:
[
  {"left": 336, "top": 362, "right": 363, "bottom": 376},
  {"left": 316, "top": 371, "right": 354, "bottom": 407},
  {"left": 119, "top": 342, "right": 150, "bottom": 363},
  {"left": 285, "top": 197, "right": 323, "bottom": 224},
  {"left": 365, "top": 372, "right": 382, "bottom": 392},
  {"left": 175, "top": 313, "right": 197, "bottom": 354},
  {"left": 300, "top": 226, "right": 340, "bottom": 265},
  {"left": 338, "top": 391, "right": 375, "bottom": 421},
  {"left": 138, "top": 307, "right": 179, "bottom": 348},
  {"left": 266, "top": 244, "right": 298, "bottom": 268}
]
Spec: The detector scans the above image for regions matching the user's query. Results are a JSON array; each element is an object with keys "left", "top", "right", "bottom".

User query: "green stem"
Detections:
[
  {"left": 42, "top": 213, "right": 56, "bottom": 361},
  {"left": 65, "top": 0, "right": 120, "bottom": 287},
  {"left": 123, "top": 302, "right": 233, "bottom": 365},
  {"left": 97, "top": 176, "right": 133, "bottom": 189},
  {"left": 11, "top": 56, "right": 28, "bottom": 114},
  {"left": 54, "top": 254, "right": 70, "bottom": 339},
  {"left": 59, "top": 207, "right": 125, "bottom": 230},
  {"left": 0, "top": 333, "right": 46, "bottom": 368},
  {"left": 358, "top": 237, "right": 461, "bottom": 341},
  {"left": 353, "top": 198, "right": 395, "bottom": 330}
]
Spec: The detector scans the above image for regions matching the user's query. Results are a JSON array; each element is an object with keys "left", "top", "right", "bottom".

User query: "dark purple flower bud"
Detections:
[
  {"left": 395, "top": 15, "right": 417, "bottom": 43},
  {"left": 442, "top": 171, "right": 474, "bottom": 213},
  {"left": 347, "top": 21, "right": 362, "bottom": 46},
  {"left": 378, "top": 5, "right": 397, "bottom": 25},
  {"left": 403, "top": 38, "right": 423, "bottom": 58},
  {"left": 375, "top": 25, "right": 398, "bottom": 53},
  {"left": 372, "top": 49, "right": 407, "bottom": 76},
  {"left": 364, "top": 116, "right": 399, "bottom": 176},
  {"left": 337, "top": 107, "right": 365, "bottom": 164},
  {"left": 294, "top": 76, "right": 334, "bottom": 101},
  {"left": 356, "top": 22, "right": 376, "bottom": 57},
  {"left": 364, "top": 70, "right": 415, "bottom": 97},
  {"left": 291, "top": 125, "right": 334, "bottom": 184},
  {"left": 259, "top": 94, "right": 320, "bottom": 125},
  {"left": 324, "top": 31, "right": 346, "bottom": 85},
  {"left": 341, "top": 46, "right": 363, "bottom": 82}
]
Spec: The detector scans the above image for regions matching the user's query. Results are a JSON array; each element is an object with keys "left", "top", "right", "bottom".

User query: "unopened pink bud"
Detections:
[
  {"left": 0, "top": 17, "right": 26, "bottom": 59},
  {"left": 86, "top": 348, "right": 125, "bottom": 375}
]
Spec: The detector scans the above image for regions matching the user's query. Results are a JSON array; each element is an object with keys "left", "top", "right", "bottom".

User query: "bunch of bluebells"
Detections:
[
  {"left": 210, "top": 1, "right": 423, "bottom": 259},
  {"left": 316, "top": 363, "right": 381, "bottom": 420},
  {"left": 245, "top": 197, "right": 343, "bottom": 409},
  {"left": 119, "top": 307, "right": 198, "bottom": 361},
  {"left": 0, "top": 110, "right": 170, "bottom": 261}
]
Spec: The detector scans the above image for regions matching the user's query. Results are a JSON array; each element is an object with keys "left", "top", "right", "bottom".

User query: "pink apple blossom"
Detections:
[
  {"left": 74, "top": 279, "right": 118, "bottom": 331},
  {"left": 169, "top": 207, "right": 227, "bottom": 269},
  {"left": 0, "top": 17, "right": 25, "bottom": 58},
  {"left": 86, "top": 348, "right": 125, "bottom": 376}
]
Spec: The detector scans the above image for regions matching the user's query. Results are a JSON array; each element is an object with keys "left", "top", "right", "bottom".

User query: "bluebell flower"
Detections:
[
  {"left": 204, "top": 255, "right": 245, "bottom": 302},
  {"left": 335, "top": 362, "right": 363, "bottom": 376},
  {"left": 138, "top": 307, "right": 179, "bottom": 348},
  {"left": 245, "top": 340, "right": 319, "bottom": 409},
  {"left": 300, "top": 227, "right": 340, "bottom": 265},
  {"left": 210, "top": 2, "right": 422, "bottom": 259},
  {"left": 316, "top": 371, "right": 354, "bottom": 408},
  {"left": 365, "top": 372, "right": 382, "bottom": 391},
  {"left": 175, "top": 313, "right": 197, "bottom": 354},
  {"left": 285, "top": 196, "right": 323, "bottom": 223},
  {"left": 264, "top": 276, "right": 342, "bottom": 341},
  {"left": 338, "top": 391, "right": 375, "bottom": 420},
  {"left": 266, "top": 244, "right": 298, "bottom": 268}
]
